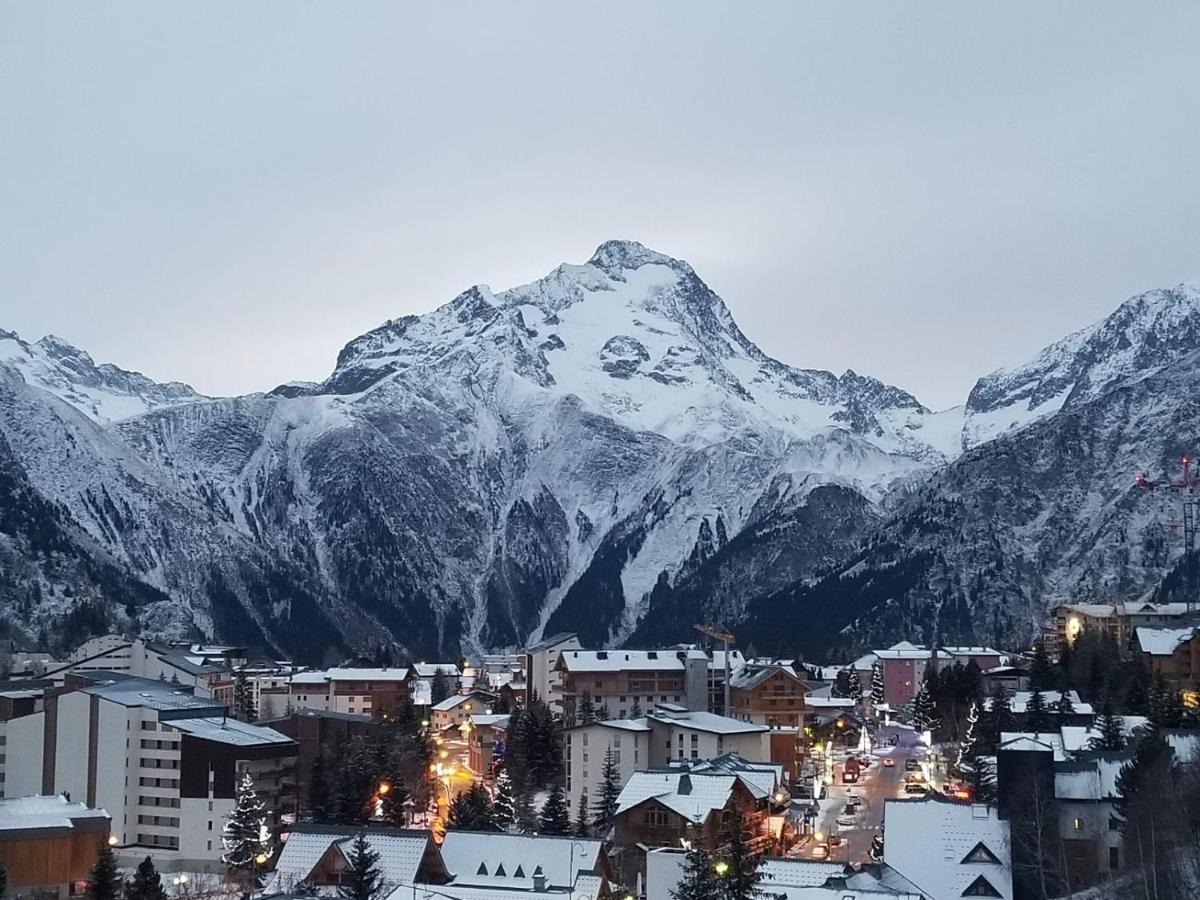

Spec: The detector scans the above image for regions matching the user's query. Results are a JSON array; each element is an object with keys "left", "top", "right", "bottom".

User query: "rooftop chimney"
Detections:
[{"left": 533, "top": 874, "right": 547, "bottom": 892}]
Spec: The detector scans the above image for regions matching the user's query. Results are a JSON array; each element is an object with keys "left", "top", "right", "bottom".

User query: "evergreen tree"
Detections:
[
  {"left": 630, "top": 696, "right": 643, "bottom": 718},
  {"left": 338, "top": 832, "right": 383, "bottom": 900},
  {"left": 0, "top": 863, "right": 7, "bottom": 900},
  {"left": 1089, "top": 699, "right": 1126, "bottom": 751},
  {"left": 222, "top": 771, "right": 270, "bottom": 869},
  {"left": 85, "top": 843, "right": 121, "bottom": 900},
  {"left": 448, "top": 783, "right": 497, "bottom": 831},
  {"left": 716, "top": 808, "right": 763, "bottom": 900},
  {"left": 1025, "top": 689, "right": 1051, "bottom": 734},
  {"left": 913, "top": 680, "right": 938, "bottom": 734},
  {"left": 574, "top": 792, "right": 590, "bottom": 837},
  {"left": 956, "top": 701, "right": 979, "bottom": 772},
  {"left": 578, "top": 691, "right": 596, "bottom": 725},
  {"left": 431, "top": 670, "right": 452, "bottom": 705},
  {"left": 125, "top": 856, "right": 167, "bottom": 900},
  {"left": 493, "top": 768, "right": 517, "bottom": 830},
  {"left": 846, "top": 668, "right": 863, "bottom": 705},
  {"left": 983, "top": 685, "right": 1015, "bottom": 750},
  {"left": 307, "top": 746, "right": 335, "bottom": 822},
  {"left": 233, "top": 668, "right": 256, "bottom": 722},
  {"left": 1054, "top": 688, "right": 1075, "bottom": 719},
  {"left": 870, "top": 662, "right": 885, "bottom": 708},
  {"left": 538, "top": 783, "right": 570, "bottom": 835},
  {"left": 595, "top": 703, "right": 612, "bottom": 721},
  {"left": 1149, "top": 672, "right": 1183, "bottom": 728},
  {"left": 378, "top": 777, "right": 410, "bottom": 827},
  {"left": 671, "top": 845, "right": 719, "bottom": 900},
  {"left": 967, "top": 756, "right": 996, "bottom": 804},
  {"left": 1114, "top": 722, "right": 1172, "bottom": 825},
  {"left": 593, "top": 747, "right": 622, "bottom": 826},
  {"left": 1029, "top": 643, "right": 1054, "bottom": 693}
]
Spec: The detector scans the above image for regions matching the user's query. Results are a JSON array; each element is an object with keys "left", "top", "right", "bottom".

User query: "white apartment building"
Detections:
[
  {"left": 521, "top": 633, "right": 582, "bottom": 714},
  {"left": 564, "top": 704, "right": 770, "bottom": 812},
  {"left": 5, "top": 671, "right": 296, "bottom": 870}
]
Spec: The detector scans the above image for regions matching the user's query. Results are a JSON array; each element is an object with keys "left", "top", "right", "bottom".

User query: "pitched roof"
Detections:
[
  {"left": 439, "top": 831, "right": 604, "bottom": 890},
  {"left": 883, "top": 798, "right": 1012, "bottom": 900},
  {"left": 0, "top": 795, "right": 110, "bottom": 834},
  {"left": 521, "top": 632, "right": 579, "bottom": 654},
  {"left": 614, "top": 771, "right": 736, "bottom": 823},
  {"left": 557, "top": 649, "right": 704, "bottom": 673},
  {"left": 646, "top": 709, "right": 768, "bottom": 735},
  {"left": 271, "top": 826, "right": 434, "bottom": 890},
  {"left": 168, "top": 716, "right": 296, "bottom": 748},
  {"left": 1136, "top": 626, "right": 1197, "bottom": 655}
]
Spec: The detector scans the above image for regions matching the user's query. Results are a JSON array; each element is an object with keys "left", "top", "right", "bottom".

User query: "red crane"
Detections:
[{"left": 1135, "top": 455, "right": 1200, "bottom": 611}]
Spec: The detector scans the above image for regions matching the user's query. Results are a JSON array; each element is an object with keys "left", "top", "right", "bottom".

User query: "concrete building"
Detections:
[
  {"left": 263, "top": 708, "right": 378, "bottom": 817},
  {"left": 0, "top": 795, "right": 112, "bottom": 900},
  {"left": 564, "top": 705, "right": 769, "bottom": 813},
  {"left": 555, "top": 649, "right": 708, "bottom": 725},
  {"left": 5, "top": 672, "right": 296, "bottom": 870},
  {"left": 1136, "top": 625, "right": 1200, "bottom": 692},
  {"left": 0, "top": 684, "right": 48, "bottom": 799},
  {"left": 521, "top": 633, "right": 581, "bottom": 714},
  {"left": 1049, "top": 599, "right": 1200, "bottom": 655},
  {"left": 287, "top": 667, "right": 412, "bottom": 718}
]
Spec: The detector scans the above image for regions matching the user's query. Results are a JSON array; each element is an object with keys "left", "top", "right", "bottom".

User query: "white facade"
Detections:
[
  {"left": 564, "top": 720, "right": 651, "bottom": 812},
  {"left": 522, "top": 633, "right": 581, "bottom": 714}
]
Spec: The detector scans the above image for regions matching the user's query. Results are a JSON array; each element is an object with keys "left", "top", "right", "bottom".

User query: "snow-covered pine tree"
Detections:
[
  {"left": 913, "top": 680, "right": 937, "bottom": 733},
  {"left": 1025, "top": 689, "right": 1050, "bottom": 734},
  {"left": 1089, "top": 700, "right": 1126, "bottom": 751},
  {"left": 870, "top": 662, "right": 885, "bottom": 708},
  {"left": 578, "top": 691, "right": 596, "bottom": 724},
  {"left": 222, "top": 771, "right": 270, "bottom": 870},
  {"left": 670, "top": 844, "right": 718, "bottom": 900},
  {"left": 846, "top": 668, "right": 863, "bottom": 705},
  {"left": 233, "top": 669, "right": 257, "bottom": 722},
  {"left": 592, "top": 747, "right": 621, "bottom": 827},
  {"left": 493, "top": 768, "right": 517, "bottom": 830},
  {"left": 574, "top": 792, "right": 590, "bottom": 837}
]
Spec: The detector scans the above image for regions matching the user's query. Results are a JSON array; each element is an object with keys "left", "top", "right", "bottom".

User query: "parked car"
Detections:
[
  {"left": 811, "top": 843, "right": 830, "bottom": 860},
  {"left": 836, "top": 813, "right": 857, "bottom": 828},
  {"left": 904, "top": 758, "right": 921, "bottom": 772},
  {"left": 904, "top": 782, "right": 930, "bottom": 796},
  {"left": 882, "top": 756, "right": 896, "bottom": 767}
]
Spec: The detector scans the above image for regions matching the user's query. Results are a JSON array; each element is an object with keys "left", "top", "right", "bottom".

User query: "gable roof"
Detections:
[
  {"left": 883, "top": 798, "right": 1011, "bottom": 900},
  {"left": 271, "top": 826, "right": 437, "bottom": 890},
  {"left": 614, "top": 771, "right": 737, "bottom": 823},
  {"left": 439, "top": 831, "right": 604, "bottom": 890}
]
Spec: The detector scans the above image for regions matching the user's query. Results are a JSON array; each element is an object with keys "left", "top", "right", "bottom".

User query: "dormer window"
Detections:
[
  {"left": 495, "top": 864, "right": 507, "bottom": 877},
  {"left": 962, "top": 875, "right": 1002, "bottom": 897},
  {"left": 477, "top": 864, "right": 489, "bottom": 876},
  {"left": 960, "top": 842, "right": 1001, "bottom": 865},
  {"left": 515, "top": 866, "right": 525, "bottom": 878}
]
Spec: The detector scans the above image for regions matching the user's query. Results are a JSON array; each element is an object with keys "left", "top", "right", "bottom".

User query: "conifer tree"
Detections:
[
  {"left": 338, "top": 832, "right": 383, "bottom": 900},
  {"left": 125, "top": 856, "right": 167, "bottom": 900},
  {"left": 222, "top": 771, "right": 270, "bottom": 870},
  {"left": 578, "top": 691, "right": 596, "bottom": 725},
  {"left": 846, "top": 668, "right": 863, "bottom": 705},
  {"left": 574, "top": 792, "right": 590, "bottom": 837},
  {"left": 538, "top": 783, "right": 570, "bottom": 835},
  {"left": 984, "top": 685, "right": 1015, "bottom": 750},
  {"left": 493, "top": 768, "right": 517, "bottom": 830},
  {"left": 1055, "top": 688, "right": 1075, "bottom": 719},
  {"left": 1029, "top": 643, "right": 1054, "bottom": 693},
  {"left": 448, "top": 783, "right": 497, "bottom": 831},
  {"left": 233, "top": 668, "right": 256, "bottom": 722},
  {"left": 671, "top": 845, "right": 719, "bottom": 900},
  {"left": 0, "top": 862, "right": 7, "bottom": 900},
  {"left": 431, "top": 670, "right": 452, "bottom": 705},
  {"left": 1089, "top": 699, "right": 1126, "bottom": 751},
  {"left": 913, "top": 680, "right": 938, "bottom": 734},
  {"left": 1149, "top": 672, "right": 1183, "bottom": 728},
  {"left": 870, "top": 663, "right": 885, "bottom": 708},
  {"left": 716, "top": 808, "right": 764, "bottom": 900},
  {"left": 379, "top": 776, "right": 410, "bottom": 827},
  {"left": 630, "top": 696, "right": 643, "bottom": 718},
  {"left": 1025, "top": 689, "right": 1051, "bottom": 734},
  {"left": 593, "top": 747, "right": 622, "bottom": 826},
  {"left": 85, "top": 842, "right": 121, "bottom": 900}
]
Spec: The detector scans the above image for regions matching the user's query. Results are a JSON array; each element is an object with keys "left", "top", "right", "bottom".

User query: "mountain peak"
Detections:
[{"left": 586, "top": 239, "right": 686, "bottom": 276}]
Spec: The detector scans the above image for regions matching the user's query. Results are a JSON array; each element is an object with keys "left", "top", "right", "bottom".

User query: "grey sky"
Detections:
[{"left": 2, "top": 3, "right": 1198, "bottom": 410}]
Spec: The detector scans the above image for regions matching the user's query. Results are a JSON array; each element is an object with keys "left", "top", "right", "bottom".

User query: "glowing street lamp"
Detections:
[{"left": 713, "top": 861, "right": 730, "bottom": 877}]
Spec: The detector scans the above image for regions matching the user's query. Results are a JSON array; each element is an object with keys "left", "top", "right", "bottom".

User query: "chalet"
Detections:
[{"left": 0, "top": 795, "right": 111, "bottom": 900}]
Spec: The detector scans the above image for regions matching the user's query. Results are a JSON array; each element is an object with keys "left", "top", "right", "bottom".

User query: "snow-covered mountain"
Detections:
[{"left": 1, "top": 242, "right": 1196, "bottom": 660}]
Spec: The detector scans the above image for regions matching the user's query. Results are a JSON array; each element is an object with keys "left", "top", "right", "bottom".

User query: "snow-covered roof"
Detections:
[
  {"left": 614, "top": 771, "right": 736, "bottom": 823},
  {"left": 470, "top": 714, "right": 511, "bottom": 729},
  {"left": 1055, "top": 758, "right": 1125, "bottom": 800},
  {"left": 647, "top": 709, "right": 768, "bottom": 735},
  {"left": 727, "top": 661, "right": 803, "bottom": 690},
  {"left": 439, "top": 831, "right": 604, "bottom": 890},
  {"left": 76, "top": 672, "right": 220, "bottom": 712},
  {"left": 942, "top": 646, "right": 1003, "bottom": 657},
  {"left": 883, "top": 798, "right": 1012, "bottom": 900},
  {"left": 666, "top": 754, "right": 784, "bottom": 799},
  {"left": 168, "top": 716, "right": 296, "bottom": 747},
  {"left": 411, "top": 663, "right": 462, "bottom": 678},
  {"left": 757, "top": 857, "right": 849, "bottom": 889},
  {"left": 0, "top": 795, "right": 110, "bottom": 833},
  {"left": 1168, "top": 731, "right": 1200, "bottom": 763},
  {"left": 805, "top": 696, "right": 855, "bottom": 710},
  {"left": 1135, "top": 626, "right": 1197, "bottom": 655},
  {"left": 290, "top": 667, "right": 411, "bottom": 685},
  {"left": 558, "top": 649, "right": 704, "bottom": 673},
  {"left": 272, "top": 826, "right": 434, "bottom": 890},
  {"left": 433, "top": 693, "right": 483, "bottom": 712},
  {"left": 999, "top": 734, "right": 1058, "bottom": 754},
  {"left": 986, "top": 689, "right": 1092, "bottom": 716}
]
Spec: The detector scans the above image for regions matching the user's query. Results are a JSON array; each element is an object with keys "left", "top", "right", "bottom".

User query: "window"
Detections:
[
  {"left": 1109, "top": 846, "right": 1120, "bottom": 870},
  {"left": 961, "top": 875, "right": 1001, "bottom": 897},
  {"left": 960, "top": 843, "right": 1002, "bottom": 865},
  {"left": 1073, "top": 817, "right": 1084, "bottom": 832},
  {"left": 645, "top": 809, "right": 669, "bottom": 827}
]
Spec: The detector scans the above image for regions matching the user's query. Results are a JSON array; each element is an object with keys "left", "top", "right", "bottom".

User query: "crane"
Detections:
[
  {"left": 1135, "top": 455, "right": 1200, "bottom": 612},
  {"left": 694, "top": 623, "right": 736, "bottom": 715}
]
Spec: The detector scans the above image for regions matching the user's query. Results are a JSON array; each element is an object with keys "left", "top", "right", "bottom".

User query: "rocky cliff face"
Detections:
[{"left": 1, "top": 243, "right": 1196, "bottom": 660}]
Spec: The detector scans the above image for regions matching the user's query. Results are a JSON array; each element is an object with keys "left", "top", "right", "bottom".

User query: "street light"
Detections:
[{"left": 713, "top": 861, "right": 730, "bottom": 877}]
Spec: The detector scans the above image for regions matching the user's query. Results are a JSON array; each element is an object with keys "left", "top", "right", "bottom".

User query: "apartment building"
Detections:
[
  {"left": 521, "top": 633, "right": 581, "bottom": 713},
  {"left": 728, "top": 660, "right": 809, "bottom": 727},
  {"left": 430, "top": 691, "right": 495, "bottom": 733},
  {"left": 0, "top": 683, "right": 47, "bottom": 798},
  {"left": 264, "top": 708, "right": 378, "bottom": 816},
  {"left": 555, "top": 649, "right": 708, "bottom": 725},
  {"left": 1049, "top": 600, "right": 1200, "bottom": 655},
  {"left": 5, "top": 672, "right": 296, "bottom": 870},
  {"left": 288, "top": 667, "right": 411, "bottom": 718},
  {"left": 1136, "top": 626, "right": 1200, "bottom": 691},
  {"left": 564, "top": 705, "right": 769, "bottom": 812}
]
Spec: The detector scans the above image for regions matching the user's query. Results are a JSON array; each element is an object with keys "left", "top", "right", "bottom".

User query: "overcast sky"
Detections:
[{"left": 2, "top": 3, "right": 1198, "bottom": 410}]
